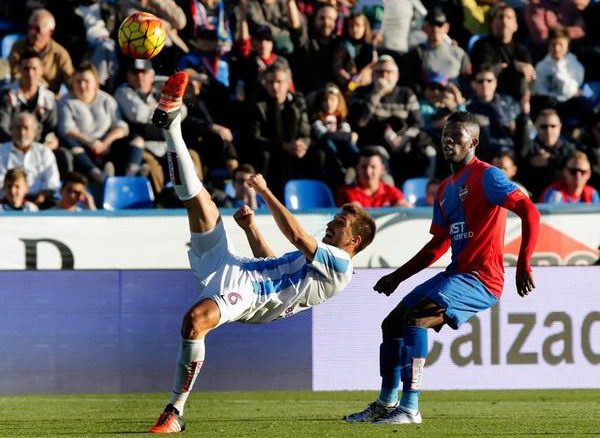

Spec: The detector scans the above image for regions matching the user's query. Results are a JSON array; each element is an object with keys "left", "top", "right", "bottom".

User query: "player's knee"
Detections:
[
  {"left": 180, "top": 301, "right": 219, "bottom": 339},
  {"left": 381, "top": 312, "right": 404, "bottom": 338}
]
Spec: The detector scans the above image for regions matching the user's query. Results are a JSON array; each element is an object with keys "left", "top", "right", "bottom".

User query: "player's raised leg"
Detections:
[
  {"left": 152, "top": 70, "right": 219, "bottom": 233},
  {"left": 149, "top": 71, "right": 221, "bottom": 433}
]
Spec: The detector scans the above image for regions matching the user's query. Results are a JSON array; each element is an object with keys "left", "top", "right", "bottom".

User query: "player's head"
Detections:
[
  {"left": 322, "top": 203, "right": 376, "bottom": 257},
  {"left": 441, "top": 111, "right": 479, "bottom": 165}
]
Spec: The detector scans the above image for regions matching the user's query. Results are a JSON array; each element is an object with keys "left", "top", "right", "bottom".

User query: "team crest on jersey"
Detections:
[{"left": 458, "top": 184, "right": 469, "bottom": 201}]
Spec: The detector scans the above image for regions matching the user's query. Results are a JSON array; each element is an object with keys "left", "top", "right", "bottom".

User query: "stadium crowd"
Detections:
[{"left": 0, "top": 0, "right": 599, "bottom": 211}]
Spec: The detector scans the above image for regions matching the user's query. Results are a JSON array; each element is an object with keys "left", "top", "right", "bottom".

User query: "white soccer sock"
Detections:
[
  {"left": 168, "top": 338, "right": 206, "bottom": 415},
  {"left": 163, "top": 114, "right": 203, "bottom": 200}
]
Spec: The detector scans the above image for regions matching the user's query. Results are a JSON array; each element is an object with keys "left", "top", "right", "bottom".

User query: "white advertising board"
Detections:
[
  {"left": 312, "top": 267, "right": 600, "bottom": 390},
  {"left": 0, "top": 209, "right": 598, "bottom": 269}
]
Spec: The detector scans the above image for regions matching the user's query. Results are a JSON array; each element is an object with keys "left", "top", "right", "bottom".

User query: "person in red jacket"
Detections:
[
  {"left": 540, "top": 151, "right": 600, "bottom": 203},
  {"left": 336, "top": 146, "right": 411, "bottom": 208},
  {"left": 346, "top": 111, "right": 540, "bottom": 425}
]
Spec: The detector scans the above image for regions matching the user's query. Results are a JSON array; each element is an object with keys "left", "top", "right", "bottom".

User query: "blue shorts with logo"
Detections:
[{"left": 400, "top": 271, "right": 498, "bottom": 330}]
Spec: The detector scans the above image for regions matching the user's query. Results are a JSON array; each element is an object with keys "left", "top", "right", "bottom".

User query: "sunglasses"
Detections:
[
  {"left": 567, "top": 168, "right": 589, "bottom": 176},
  {"left": 539, "top": 124, "right": 559, "bottom": 129}
]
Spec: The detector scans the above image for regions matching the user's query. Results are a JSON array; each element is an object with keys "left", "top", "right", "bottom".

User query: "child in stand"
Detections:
[
  {"left": 311, "top": 83, "right": 359, "bottom": 184},
  {"left": 0, "top": 167, "right": 39, "bottom": 211}
]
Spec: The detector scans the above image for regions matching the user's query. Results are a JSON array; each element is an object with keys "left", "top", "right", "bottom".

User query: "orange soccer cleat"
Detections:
[
  {"left": 152, "top": 71, "right": 189, "bottom": 129},
  {"left": 148, "top": 405, "right": 185, "bottom": 434}
]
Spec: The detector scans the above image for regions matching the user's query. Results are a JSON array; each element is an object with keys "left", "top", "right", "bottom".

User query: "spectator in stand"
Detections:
[
  {"left": 332, "top": 12, "right": 376, "bottom": 92},
  {"left": 178, "top": 27, "right": 231, "bottom": 88},
  {"left": 54, "top": 171, "right": 96, "bottom": 211},
  {"left": 214, "top": 163, "right": 266, "bottom": 209},
  {"left": 288, "top": 1, "right": 339, "bottom": 94},
  {"left": 467, "top": 64, "right": 530, "bottom": 161},
  {"left": 421, "top": 178, "right": 440, "bottom": 207},
  {"left": 115, "top": 59, "right": 187, "bottom": 195},
  {"left": 0, "top": 112, "right": 60, "bottom": 209},
  {"left": 419, "top": 73, "right": 466, "bottom": 142},
  {"left": 181, "top": 68, "right": 237, "bottom": 182},
  {"left": 337, "top": 146, "right": 411, "bottom": 208},
  {"left": 58, "top": 62, "right": 132, "bottom": 184},
  {"left": 377, "top": 0, "right": 421, "bottom": 59},
  {"left": 8, "top": 8, "right": 74, "bottom": 96},
  {"left": 0, "top": 167, "right": 39, "bottom": 212},
  {"left": 572, "top": 0, "right": 600, "bottom": 81},
  {"left": 578, "top": 113, "right": 600, "bottom": 191},
  {"left": 470, "top": 3, "right": 536, "bottom": 101},
  {"left": 349, "top": 55, "right": 436, "bottom": 184},
  {"left": 540, "top": 151, "right": 599, "bottom": 203},
  {"left": 241, "top": 62, "right": 322, "bottom": 200},
  {"left": 532, "top": 27, "right": 591, "bottom": 125},
  {"left": 310, "top": 83, "right": 359, "bottom": 184},
  {"left": 491, "top": 151, "right": 530, "bottom": 196},
  {"left": 241, "top": 0, "right": 296, "bottom": 54},
  {"left": 519, "top": 108, "right": 577, "bottom": 198},
  {"left": 231, "top": 14, "right": 291, "bottom": 103},
  {"left": 0, "top": 50, "right": 73, "bottom": 180},
  {"left": 524, "top": 0, "right": 586, "bottom": 59},
  {"left": 403, "top": 7, "right": 471, "bottom": 92}
]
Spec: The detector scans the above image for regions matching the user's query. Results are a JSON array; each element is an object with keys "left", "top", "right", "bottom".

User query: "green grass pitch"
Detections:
[{"left": 1, "top": 389, "right": 599, "bottom": 437}]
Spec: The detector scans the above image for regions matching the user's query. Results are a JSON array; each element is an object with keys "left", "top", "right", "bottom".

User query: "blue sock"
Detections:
[
  {"left": 378, "top": 337, "right": 403, "bottom": 405},
  {"left": 400, "top": 326, "right": 428, "bottom": 413}
]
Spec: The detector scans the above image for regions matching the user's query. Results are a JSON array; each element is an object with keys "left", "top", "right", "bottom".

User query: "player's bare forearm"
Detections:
[
  {"left": 503, "top": 190, "right": 541, "bottom": 297},
  {"left": 247, "top": 174, "right": 318, "bottom": 259},
  {"left": 244, "top": 225, "right": 275, "bottom": 258},
  {"left": 374, "top": 234, "right": 450, "bottom": 296}
]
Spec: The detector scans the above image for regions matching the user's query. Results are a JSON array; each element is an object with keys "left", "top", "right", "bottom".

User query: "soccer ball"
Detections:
[{"left": 118, "top": 12, "right": 167, "bottom": 59}]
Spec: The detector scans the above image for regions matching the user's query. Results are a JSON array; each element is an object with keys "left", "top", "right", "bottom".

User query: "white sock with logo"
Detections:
[
  {"left": 168, "top": 338, "right": 206, "bottom": 415},
  {"left": 163, "top": 114, "right": 203, "bottom": 201}
]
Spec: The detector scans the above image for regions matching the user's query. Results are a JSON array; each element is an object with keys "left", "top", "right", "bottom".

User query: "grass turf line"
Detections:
[{"left": 0, "top": 389, "right": 599, "bottom": 437}]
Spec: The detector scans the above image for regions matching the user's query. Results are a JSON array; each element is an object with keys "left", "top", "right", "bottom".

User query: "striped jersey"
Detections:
[{"left": 190, "top": 241, "right": 353, "bottom": 324}]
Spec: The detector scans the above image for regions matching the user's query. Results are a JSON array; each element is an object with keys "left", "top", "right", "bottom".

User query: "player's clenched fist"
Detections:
[
  {"left": 233, "top": 205, "right": 255, "bottom": 230},
  {"left": 373, "top": 272, "right": 401, "bottom": 296},
  {"left": 247, "top": 174, "right": 268, "bottom": 193}
]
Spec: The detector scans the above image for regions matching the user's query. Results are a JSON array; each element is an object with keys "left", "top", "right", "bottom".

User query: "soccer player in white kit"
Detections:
[{"left": 148, "top": 71, "right": 377, "bottom": 434}]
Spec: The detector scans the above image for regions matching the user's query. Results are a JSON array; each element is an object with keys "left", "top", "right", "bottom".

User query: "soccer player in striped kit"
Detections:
[
  {"left": 148, "top": 71, "right": 376, "bottom": 433},
  {"left": 346, "top": 111, "right": 541, "bottom": 425}
]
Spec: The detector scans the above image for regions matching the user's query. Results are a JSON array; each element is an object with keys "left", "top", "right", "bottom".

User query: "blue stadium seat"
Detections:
[
  {"left": 103, "top": 176, "right": 155, "bottom": 210},
  {"left": 1, "top": 33, "right": 23, "bottom": 58},
  {"left": 284, "top": 179, "right": 336, "bottom": 210},
  {"left": 402, "top": 177, "right": 429, "bottom": 206}
]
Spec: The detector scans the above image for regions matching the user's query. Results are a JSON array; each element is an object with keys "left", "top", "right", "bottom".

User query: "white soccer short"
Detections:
[{"left": 187, "top": 218, "right": 257, "bottom": 326}]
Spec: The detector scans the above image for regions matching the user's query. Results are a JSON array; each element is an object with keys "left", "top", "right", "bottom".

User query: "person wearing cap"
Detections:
[
  {"left": 348, "top": 55, "right": 436, "bottom": 185},
  {"left": 419, "top": 72, "right": 466, "bottom": 165},
  {"left": 231, "top": 7, "right": 292, "bottom": 103},
  {"left": 239, "top": 0, "right": 296, "bottom": 55},
  {"left": 466, "top": 63, "right": 529, "bottom": 162},
  {"left": 404, "top": 7, "right": 471, "bottom": 92}
]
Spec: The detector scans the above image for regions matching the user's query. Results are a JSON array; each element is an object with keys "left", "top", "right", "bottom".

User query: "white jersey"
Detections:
[{"left": 188, "top": 221, "right": 353, "bottom": 325}]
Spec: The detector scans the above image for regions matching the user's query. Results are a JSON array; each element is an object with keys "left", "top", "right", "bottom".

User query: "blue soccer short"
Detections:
[{"left": 400, "top": 271, "right": 498, "bottom": 330}]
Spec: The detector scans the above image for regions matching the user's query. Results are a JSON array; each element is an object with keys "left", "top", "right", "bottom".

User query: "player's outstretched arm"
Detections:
[
  {"left": 374, "top": 233, "right": 450, "bottom": 296},
  {"left": 233, "top": 205, "right": 275, "bottom": 258},
  {"left": 503, "top": 190, "right": 541, "bottom": 297},
  {"left": 247, "top": 174, "right": 318, "bottom": 260}
]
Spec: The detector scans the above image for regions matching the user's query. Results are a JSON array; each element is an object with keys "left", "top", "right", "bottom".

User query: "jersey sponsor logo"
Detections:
[
  {"left": 227, "top": 292, "right": 242, "bottom": 305},
  {"left": 449, "top": 221, "right": 474, "bottom": 241},
  {"left": 458, "top": 184, "right": 469, "bottom": 201}
]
